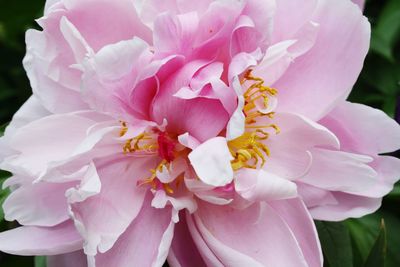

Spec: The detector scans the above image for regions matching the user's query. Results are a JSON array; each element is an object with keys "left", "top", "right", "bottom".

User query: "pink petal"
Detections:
[
  {"left": 81, "top": 38, "right": 153, "bottom": 118},
  {"left": 3, "top": 96, "right": 49, "bottom": 136},
  {"left": 310, "top": 192, "right": 382, "bottom": 221},
  {"left": 151, "top": 60, "right": 230, "bottom": 141},
  {"left": 3, "top": 181, "right": 75, "bottom": 227},
  {"left": 95, "top": 194, "right": 174, "bottom": 267},
  {"left": 269, "top": 198, "right": 323, "bottom": 267},
  {"left": 297, "top": 182, "right": 338, "bottom": 208},
  {"left": 168, "top": 216, "right": 207, "bottom": 267},
  {"left": 0, "top": 96, "right": 49, "bottom": 160},
  {"left": 235, "top": 169, "right": 298, "bottom": 202},
  {"left": 24, "top": 22, "right": 88, "bottom": 113},
  {"left": 352, "top": 0, "right": 365, "bottom": 9},
  {"left": 153, "top": 12, "right": 199, "bottom": 58},
  {"left": 2, "top": 113, "right": 99, "bottom": 176},
  {"left": 320, "top": 101, "right": 400, "bottom": 155},
  {"left": 0, "top": 221, "right": 82, "bottom": 256},
  {"left": 63, "top": 0, "right": 152, "bottom": 51},
  {"left": 69, "top": 157, "right": 157, "bottom": 255},
  {"left": 274, "top": 0, "right": 370, "bottom": 120},
  {"left": 47, "top": 250, "right": 87, "bottom": 267},
  {"left": 272, "top": 0, "right": 317, "bottom": 42},
  {"left": 254, "top": 21, "right": 319, "bottom": 86},
  {"left": 188, "top": 137, "right": 234, "bottom": 187},
  {"left": 265, "top": 112, "right": 339, "bottom": 179},
  {"left": 300, "top": 148, "right": 378, "bottom": 196},
  {"left": 191, "top": 201, "right": 310, "bottom": 266}
]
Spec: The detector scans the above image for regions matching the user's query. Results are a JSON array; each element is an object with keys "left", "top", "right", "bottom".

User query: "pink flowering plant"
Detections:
[{"left": 0, "top": 0, "right": 399, "bottom": 266}]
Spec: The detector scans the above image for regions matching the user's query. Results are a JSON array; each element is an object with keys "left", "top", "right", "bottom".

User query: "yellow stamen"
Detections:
[{"left": 228, "top": 70, "right": 280, "bottom": 171}]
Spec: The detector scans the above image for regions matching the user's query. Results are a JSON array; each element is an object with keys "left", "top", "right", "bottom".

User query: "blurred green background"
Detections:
[{"left": 0, "top": 0, "right": 399, "bottom": 266}]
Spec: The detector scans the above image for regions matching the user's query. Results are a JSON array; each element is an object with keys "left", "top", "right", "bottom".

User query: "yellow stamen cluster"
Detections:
[
  {"left": 229, "top": 70, "right": 281, "bottom": 171},
  {"left": 119, "top": 122, "right": 157, "bottom": 154},
  {"left": 119, "top": 122, "right": 181, "bottom": 195},
  {"left": 242, "top": 70, "right": 277, "bottom": 121}
]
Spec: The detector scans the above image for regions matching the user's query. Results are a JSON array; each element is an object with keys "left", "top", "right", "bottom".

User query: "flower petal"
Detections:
[
  {"left": 95, "top": 194, "right": 174, "bottom": 267},
  {"left": 300, "top": 148, "right": 378, "bottom": 196},
  {"left": 2, "top": 113, "right": 99, "bottom": 176},
  {"left": 69, "top": 157, "right": 157, "bottom": 255},
  {"left": 265, "top": 112, "right": 339, "bottom": 179},
  {"left": 47, "top": 250, "right": 88, "bottom": 267},
  {"left": 269, "top": 198, "right": 323, "bottom": 267},
  {"left": 320, "top": 101, "right": 400, "bottom": 154},
  {"left": 3, "top": 180, "right": 75, "bottom": 227},
  {"left": 235, "top": 169, "right": 298, "bottom": 202},
  {"left": 274, "top": 0, "right": 370, "bottom": 120},
  {"left": 188, "top": 137, "right": 234, "bottom": 187},
  {"left": 0, "top": 221, "right": 82, "bottom": 256},
  {"left": 168, "top": 215, "right": 207, "bottom": 267},
  {"left": 191, "top": 201, "right": 310, "bottom": 267}
]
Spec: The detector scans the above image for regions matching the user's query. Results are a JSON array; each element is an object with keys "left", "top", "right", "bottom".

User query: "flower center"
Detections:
[
  {"left": 228, "top": 70, "right": 280, "bottom": 171},
  {"left": 119, "top": 124, "right": 182, "bottom": 194}
]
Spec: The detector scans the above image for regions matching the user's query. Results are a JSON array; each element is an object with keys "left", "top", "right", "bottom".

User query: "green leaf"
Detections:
[
  {"left": 364, "top": 220, "right": 387, "bottom": 267},
  {"left": 0, "top": 171, "right": 11, "bottom": 221},
  {"left": 347, "top": 212, "right": 400, "bottom": 267},
  {"left": 370, "top": 0, "right": 400, "bottom": 61},
  {"left": 388, "top": 182, "right": 400, "bottom": 199},
  {"left": 315, "top": 221, "right": 353, "bottom": 267},
  {"left": 34, "top": 256, "right": 47, "bottom": 267}
]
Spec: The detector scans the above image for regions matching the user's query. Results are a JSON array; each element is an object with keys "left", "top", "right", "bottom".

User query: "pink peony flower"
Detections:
[{"left": 0, "top": 0, "right": 398, "bottom": 266}]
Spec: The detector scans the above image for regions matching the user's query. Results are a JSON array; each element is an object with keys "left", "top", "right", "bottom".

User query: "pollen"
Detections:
[
  {"left": 119, "top": 122, "right": 181, "bottom": 195},
  {"left": 229, "top": 70, "right": 280, "bottom": 171}
]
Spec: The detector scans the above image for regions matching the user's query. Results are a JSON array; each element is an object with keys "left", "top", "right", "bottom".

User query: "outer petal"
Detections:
[
  {"left": 3, "top": 181, "right": 75, "bottom": 227},
  {"left": 95, "top": 194, "right": 174, "bottom": 267},
  {"left": 269, "top": 198, "right": 323, "bottom": 267},
  {"left": 69, "top": 156, "right": 158, "bottom": 255},
  {"left": 0, "top": 221, "right": 82, "bottom": 256},
  {"left": 264, "top": 112, "right": 339, "bottom": 179},
  {"left": 320, "top": 101, "right": 400, "bottom": 155},
  {"left": 272, "top": 0, "right": 317, "bottom": 42},
  {"left": 299, "top": 148, "right": 379, "bottom": 196},
  {"left": 305, "top": 101, "right": 400, "bottom": 220},
  {"left": 167, "top": 215, "right": 207, "bottom": 267},
  {"left": 188, "top": 137, "right": 234, "bottom": 187},
  {"left": 1, "top": 113, "right": 99, "bottom": 176},
  {"left": 62, "top": 0, "right": 152, "bottom": 51},
  {"left": 273, "top": 0, "right": 370, "bottom": 120},
  {"left": 191, "top": 201, "right": 310, "bottom": 267},
  {"left": 3, "top": 96, "right": 49, "bottom": 136},
  {"left": 309, "top": 191, "right": 383, "bottom": 221},
  {"left": 0, "top": 96, "right": 49, "bottom": 160},
  {"left": 352, "top": 0, "right": 365, "bottom": 9},
  {"left": 81, "top": 37, "right": 153, "bottom": 118},
  {"left": 47, "top": 250, "right": 88, "bottom": 267}
]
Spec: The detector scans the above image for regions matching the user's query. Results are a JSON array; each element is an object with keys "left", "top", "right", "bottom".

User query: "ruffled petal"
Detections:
[
  {"left": 191, "top": 201, "right": 310, "bottom": 267},
  {"left": 320, "top": 101, "right": 400, "bottom": 155},
  {"left": 269, "top": 198, "right": 323, "bottom": 267},
  {"left": 47, "top": 250, "right": 88, "bottom": 267},
  {"left": 168, "top": 215, "right": 207, "bottom": 267},
  {"left": 1, "top": 113, "right": 99, "bottom": 176},
  {"left": 3, "top": 180, "right": 75, "bottom": 227},
  {"left": 151, "top": 60, "right": 230, "bottom": 141},
  {"left": 0, "top": 221, "right": 82, "bottom": 256},
  {"left": 265, "top": 112, "right": 339, "bottom": 179},
  {"left": 273, "top": 0, "right": 370, "bottom": 120},
  {"left": 235, "top": 169, "right": 297, "bottom": 202},
  {"left": 95, "top": 194, "right": 174, "bottom": 267},
  {"left": 188, "top": 137, "right": 233, "bottom": 187},
  {"left": 69, "top": 156, "right": 158, "bottom": 255}
]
